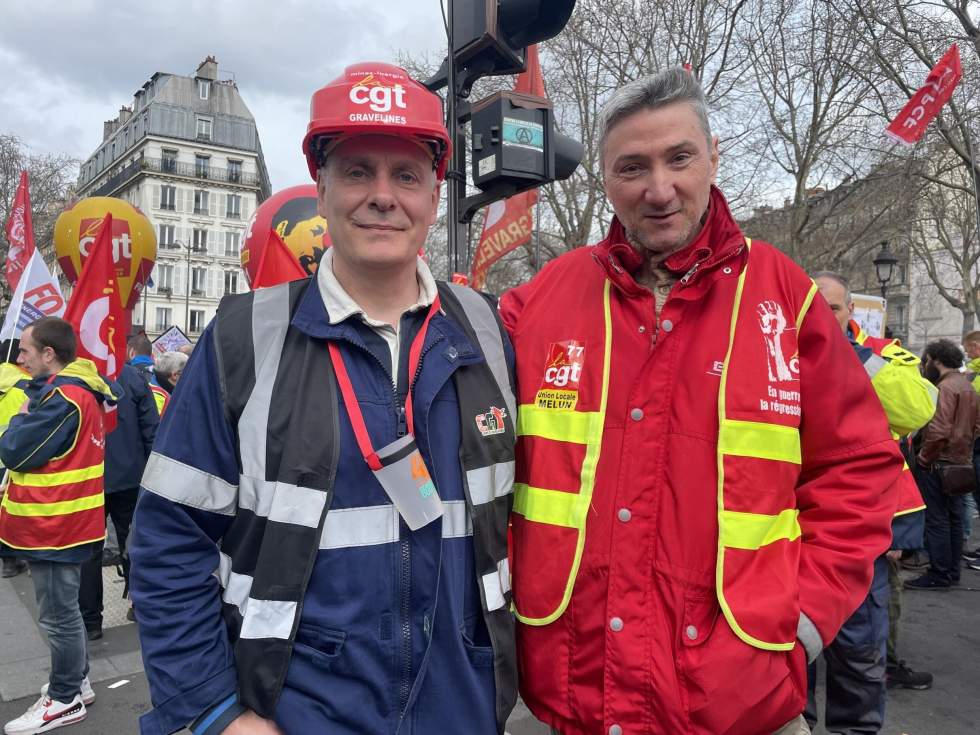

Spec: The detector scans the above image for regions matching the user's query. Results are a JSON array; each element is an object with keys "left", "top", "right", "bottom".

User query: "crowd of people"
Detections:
[{"left": 0, "top": 64, "right": 977, "bottom": 735}]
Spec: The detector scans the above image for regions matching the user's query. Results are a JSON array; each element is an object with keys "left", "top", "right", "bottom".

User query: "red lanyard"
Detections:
[{"left": 327, "top": 296, "right": 441, "bottom": 471}]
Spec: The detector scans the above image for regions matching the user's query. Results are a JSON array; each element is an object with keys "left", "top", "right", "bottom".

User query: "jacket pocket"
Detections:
[
  {"left": 291, "top": 623, "right": 346, "bottom": 669},
  {"left": 461, "top": 612, "right": 494, "bottom": 668}
]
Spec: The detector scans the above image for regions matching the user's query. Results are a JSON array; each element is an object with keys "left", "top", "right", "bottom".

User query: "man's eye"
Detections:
[{"left": 398, "top": 172, "right": 420, "bottom": 184}]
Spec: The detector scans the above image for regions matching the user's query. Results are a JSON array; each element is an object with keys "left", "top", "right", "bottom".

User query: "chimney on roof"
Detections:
[
  {"left": 103, "top": 119, "right": 118, "bottom": 141},
  {"left": 196, "top": 56, "right": 218, "bottom": 81},
  {"left": 118, "top": 105, "right": 132, "bottom": 124}
]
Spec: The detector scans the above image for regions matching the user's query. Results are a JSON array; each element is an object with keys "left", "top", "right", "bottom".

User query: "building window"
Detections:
[
  {"left": 195, "top": 154, "right": 210, "bottom": 178},
  {"left": 162, "top": 149, "right": 177, "bottom": 173},
  {"left": 224, "top": 270, "right": 239, "bottom": 295},
  {"left": 194, "top": 189, "right": 209, "bottom": 215},
  {"left": 158, "top": 224, "right": 175, "bottom": 247},
  {"left": 160, "top": 185, "right": 176, "bottom": 210},
  {"left": 224, "top": 231, "right": 240, "bottom": 257},
  {"left": 156, "top": 263, "right": 174, "bottom": 292},
  {"left": 196, "top": 117, "right": 212, "bottom": 141},
  {"left": 155, "top": 307, "right": 172, "bottom": 333},
  {"left": 191, "top": 268, "right": 207, "bottom": 295},
  {"left": 192, "top": 228, "right": 208, "bottom": 252},
  {"left": 189, "top": 309, "right": 206, "bottom": 334},
  {"left": 198, "top": 79, "right": 210, "bottom": 100},
  {"left": 228, "top": 160, "right": 242, "bottom": 183},
  {"left": 226, "top": 194, "right": 241, "bottom": 219}
]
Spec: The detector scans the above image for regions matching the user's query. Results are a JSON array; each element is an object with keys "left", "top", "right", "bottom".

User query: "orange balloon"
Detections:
[{"left": 54, "top": 197, "right": 157, "bottom": 310}]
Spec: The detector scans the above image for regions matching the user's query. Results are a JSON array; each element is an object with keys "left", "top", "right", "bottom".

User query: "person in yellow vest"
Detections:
[
  {"left": 499, "top": 68, "right": 904, "bottom": 735},
  {"left": 805, "top": 272, "right": 936, "bottom": 732},
  {"left": 0, "top": 357, "right": 31, "bottom": 578},
  {"left": 0, "top": 317, "right": 119, "bottom": 735},
  {"left": 961, "top": 330, "right": 980, "bottom": 564}
]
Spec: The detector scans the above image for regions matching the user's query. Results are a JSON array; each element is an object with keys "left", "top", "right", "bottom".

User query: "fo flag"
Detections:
[
  {"left": 251, "top": 230, "right": 307, "bottom": 288},
  {"left": 0, "top": 250, "right": 66, "bottom": 341},
  {"left": 3, "top": 171, "right": 36, "bottom": 293},
  {"left": 470, "top": 45, "right": 545, "bottom": 289},
  {"left": 64, "top": 214, "right": 126, "bottom": 384},
  {"left": 886, "top": 44, "right": 962, "bottom": 145}
]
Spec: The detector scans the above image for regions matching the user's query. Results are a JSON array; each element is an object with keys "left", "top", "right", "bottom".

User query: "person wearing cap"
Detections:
[{"left": 129, "top": 62, "right": 517, "bottom": 735}]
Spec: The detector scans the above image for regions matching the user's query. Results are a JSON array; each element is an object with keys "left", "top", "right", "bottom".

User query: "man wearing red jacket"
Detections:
[{"left": 499, "top": 68, "right": 904, "bottom": 735}]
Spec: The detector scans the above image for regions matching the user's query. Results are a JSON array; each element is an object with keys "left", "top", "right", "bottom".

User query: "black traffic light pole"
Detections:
[{"left": 445, "top": 0, "right": 462, "bottom": 275}]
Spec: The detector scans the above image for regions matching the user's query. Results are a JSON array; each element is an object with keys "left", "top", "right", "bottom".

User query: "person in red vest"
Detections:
[
  {"left": 805, "top": 272, "right": 936, "bottom": 732},
  {"left": 499, "top": 68, "right": 904, "bottom": 735},
  {"left": 0, "top": 317, "right": 119, "bottom": 735}
]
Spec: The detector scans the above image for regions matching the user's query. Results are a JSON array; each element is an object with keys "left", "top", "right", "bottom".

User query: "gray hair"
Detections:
[
  {"left": 598, "top": 67, "right": 713, "bottom": 165},
  {"left": 812, "top": 270, "right": 852, "bottom": 304},
  {"left": 155, "top": 350, "right": 188, "bottom": 376}
]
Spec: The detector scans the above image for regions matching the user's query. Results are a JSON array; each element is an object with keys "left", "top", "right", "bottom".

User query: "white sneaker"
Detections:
[
  {"left": 40, "top": 677, "right": 95, "bottom": 707},
  {"left": 3, "top": 693, "right": 86, "bottom": 734}
]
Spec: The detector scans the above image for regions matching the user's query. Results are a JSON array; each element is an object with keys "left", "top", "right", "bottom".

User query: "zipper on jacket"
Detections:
[{"left": 399, "top": 526, "right": 412, "bottom": 716}]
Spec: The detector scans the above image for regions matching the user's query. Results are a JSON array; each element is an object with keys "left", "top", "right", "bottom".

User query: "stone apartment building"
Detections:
[{"left": 75, "top": 56, "right": 271, "bottom": 340}]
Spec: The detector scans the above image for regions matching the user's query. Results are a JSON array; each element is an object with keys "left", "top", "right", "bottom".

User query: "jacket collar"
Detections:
[
  {"left": 290, "top": 277, "right": 481, "bottom": 363},
  {"left": 595, "top": 185, "right": 746, "bottom": 294}
]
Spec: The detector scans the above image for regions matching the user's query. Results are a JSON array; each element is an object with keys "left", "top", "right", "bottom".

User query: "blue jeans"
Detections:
[
  {"left": 916, "top": 466, "right": 964, "bottom": 584},
  {"left": 28, "top": 561, "right": 88, "bottom": 702}
]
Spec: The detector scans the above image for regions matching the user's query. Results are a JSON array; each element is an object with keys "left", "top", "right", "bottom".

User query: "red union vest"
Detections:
[
  {"left": 848, "top": 320, "right": 926, "bottom": 517},
  {"left": 0, "top": 383, "right": 106, "bottom": 551},
  {"left": 511, "top": 240, "right": 816, "bottom": 651}
]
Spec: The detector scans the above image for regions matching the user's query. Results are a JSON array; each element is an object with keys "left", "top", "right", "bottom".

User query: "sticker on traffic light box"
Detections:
[
  {"left": 503, "top": 118, "right": 544, "bottom": 151},
  {"left": 535, "top": 340, "right": 585, "bottom": 410}
]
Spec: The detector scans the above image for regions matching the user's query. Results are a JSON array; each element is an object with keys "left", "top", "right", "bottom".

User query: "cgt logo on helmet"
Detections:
[{"left": 348, "top": 74, "right": 408, "bottom": 124}]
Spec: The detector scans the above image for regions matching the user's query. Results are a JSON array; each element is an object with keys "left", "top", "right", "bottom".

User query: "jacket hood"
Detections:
[
  {"left": 58, "top": 359, "right": 121, "bottom": 405},
  {"left": 597, "top": 185, "right": 746, "bottom": 284},
  {"left": 0, "top": 362, "right": 29, "bottom": 393}
]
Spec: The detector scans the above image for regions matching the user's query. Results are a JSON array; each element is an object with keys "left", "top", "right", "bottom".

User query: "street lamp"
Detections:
[{"left": 873, "top": 240, "right": 898, "bottom": 300}]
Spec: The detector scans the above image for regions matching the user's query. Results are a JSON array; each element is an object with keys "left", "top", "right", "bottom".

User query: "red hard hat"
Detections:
[{"left": 302, "top": 62, "right": 452, "bottom": 181}]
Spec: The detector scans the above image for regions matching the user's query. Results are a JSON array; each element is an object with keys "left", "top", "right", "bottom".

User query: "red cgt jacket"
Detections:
[{"left": 499, "top": 188, "right": 903, "bottom": 735}]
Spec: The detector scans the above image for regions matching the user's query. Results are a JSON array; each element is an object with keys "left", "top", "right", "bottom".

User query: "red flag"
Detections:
[
  {"left": 516, "top": 44, "right": 545, "bottom": 97},
  {"left": 470, "top": 45, "right": 544, "bottom": 288},
  {"left": 451, "top": 272, "right": 470, "bottom": 286},
  {"left": 252, "top": 230, "right": 307, "bottom": 288},
  {"left": 4, "top": 171, "right": 36, "bottom": 292},
  {"left": 886, "top": 44, "right": 962, "bottom": 145},
  {"left": 64, "top": 214, "right": 126, "bottom": 383}
]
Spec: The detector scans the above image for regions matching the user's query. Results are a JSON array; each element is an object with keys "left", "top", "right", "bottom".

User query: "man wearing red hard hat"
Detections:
[{"left": 129, "top": 63, "right": 517, "bottom": 735}]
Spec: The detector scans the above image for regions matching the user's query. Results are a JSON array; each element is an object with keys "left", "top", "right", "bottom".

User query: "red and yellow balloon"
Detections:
[
  {"left": 242, "top": 185, "right": 331, "bottom": 287},
  {"left": 54, "top": 197, "right": 156, "bottom": 309}
]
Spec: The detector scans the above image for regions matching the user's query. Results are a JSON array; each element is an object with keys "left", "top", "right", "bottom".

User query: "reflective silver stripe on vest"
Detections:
[
  {"left": 238, "top": 476, "right": 326, "bottom": 529},
  {"left": 318, "top": 500, "right": 472, "bottom": 549},
  {"left": 446, "top": 284, "right": 516, "bottom": 422},
  {"left": 466, "top": 462, "right": 515, "bottom": 505},
  {"left": 239, "top": 286, "right": 291, "bottom": 480},
  {"left": 239, "top": 599, "right": 297, "bottom": 640},
  {"left": 142, "top": 452, "right": 238, "bottom": 515},
  {"left": 482, "top": 557, "right": 511, "bottom": 612},
  {"left": 216, "top": 551, "right": 253, "bottom": 615},
  {"left": 864, "top": 353, "right": 887, "bottom": 380}
]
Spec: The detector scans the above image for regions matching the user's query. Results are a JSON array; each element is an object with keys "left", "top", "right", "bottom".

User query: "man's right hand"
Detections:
[{"left": 223, "top": 711, "right": 284, "bottom": 734}]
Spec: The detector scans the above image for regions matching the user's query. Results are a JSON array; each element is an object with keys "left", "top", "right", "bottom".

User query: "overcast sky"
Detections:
[{"left": 0, "top": 0, "right": 447, "bottom": 191}]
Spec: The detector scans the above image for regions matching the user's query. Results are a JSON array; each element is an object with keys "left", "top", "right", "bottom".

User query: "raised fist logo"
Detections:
[{"left": 758, "top": 301, "right": 793, "bottom": 382}]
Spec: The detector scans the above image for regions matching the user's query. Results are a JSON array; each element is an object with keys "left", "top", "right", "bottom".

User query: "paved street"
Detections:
[{"left": 2, "top": 557, "right": 978, "bottom": 734}]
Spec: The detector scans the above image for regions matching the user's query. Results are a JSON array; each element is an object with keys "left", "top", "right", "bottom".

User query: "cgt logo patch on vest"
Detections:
[
  {"left": 476, "top": 406, "right": 508, "bottom": 437},
  {"left": 535, "top": 341, "right": 585, "bottom": 410}
]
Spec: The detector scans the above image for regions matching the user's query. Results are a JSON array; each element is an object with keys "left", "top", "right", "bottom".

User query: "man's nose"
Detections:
[
  {"left": 642, "top": 168, "right": 674, "bottom": 207},
  {"left": 367, "top": 174, "right": 397, "bottom": 211}
]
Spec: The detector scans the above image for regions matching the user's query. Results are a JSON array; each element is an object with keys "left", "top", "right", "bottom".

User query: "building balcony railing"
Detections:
[{"left": 90, "top": 155, "right": 259, "bottom": 196}]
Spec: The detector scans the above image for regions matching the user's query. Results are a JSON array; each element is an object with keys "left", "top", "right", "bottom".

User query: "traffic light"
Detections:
[
  {"left": 428, "top": 0, "right": 577, "bottom": 95},
  {"left": 425, "top": 0, "right": 581, "bottom": 272},
  {"left": 467, "top": 91, "right": 583, "bottom": 218}
]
